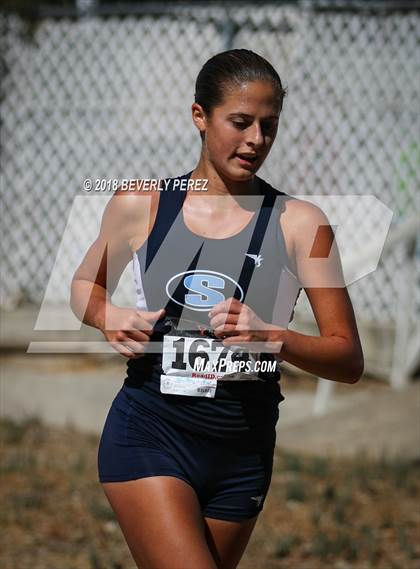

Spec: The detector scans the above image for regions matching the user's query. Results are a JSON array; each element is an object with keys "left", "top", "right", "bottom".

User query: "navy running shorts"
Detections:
[{"left": 97, "top": 387, "right": 277, "bottom": 522}]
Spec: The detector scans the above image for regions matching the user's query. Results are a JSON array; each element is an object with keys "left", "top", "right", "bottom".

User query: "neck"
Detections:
[
  {"left": 190, "top": 156, "right": 260, "bottom": 198},
  {"left": 187, "top": 160, "right": 263, "bottom": 214}
]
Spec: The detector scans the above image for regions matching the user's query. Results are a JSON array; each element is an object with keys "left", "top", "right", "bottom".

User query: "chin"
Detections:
[{"left": 225, "top": 165, "right": 256, "bottom": 181}]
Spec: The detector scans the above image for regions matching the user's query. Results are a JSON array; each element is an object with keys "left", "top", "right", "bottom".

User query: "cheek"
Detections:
[
  {"left": 218, "top": 125, "right": 243, "bottom": 149},
  {"left": 212, "top": 116, "right": 236, "bottom": 137},
  {"left": 208, "top": 127, "right": 237, "bottom": 155}
]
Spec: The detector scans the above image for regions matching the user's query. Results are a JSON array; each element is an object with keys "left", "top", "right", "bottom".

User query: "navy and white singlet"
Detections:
[{"left": 98, "top": 171, "right": 302, "bottom": 520}]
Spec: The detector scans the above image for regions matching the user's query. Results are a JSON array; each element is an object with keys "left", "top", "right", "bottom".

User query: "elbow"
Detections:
[
  {"left": 70, "top": 276, "right": 79, "bottom": 307},
  {"left": 69, "top": 276, "right": 87, "bottom": 321},
  {"left": 344, "top": 352, "right": 364, "bottom": 384},
  {"left": 69, "top": 279, "right": 80, "bottom": 320}
]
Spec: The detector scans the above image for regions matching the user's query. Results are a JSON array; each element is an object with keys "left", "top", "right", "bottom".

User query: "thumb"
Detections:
[{"left": 139, "top": 308, "right": 166, "bottom": 322}]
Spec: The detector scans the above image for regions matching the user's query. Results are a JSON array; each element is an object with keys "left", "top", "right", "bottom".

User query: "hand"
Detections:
[
  {"left": 208, "top": 297, "right": 283, "bottom": 352},
  {"left": 100, "top": 305, "right": 165, "bottom": 359}
]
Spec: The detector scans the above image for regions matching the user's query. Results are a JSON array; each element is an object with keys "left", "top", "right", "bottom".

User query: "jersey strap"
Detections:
[
  {"left": 144, "top": 172, "right": 193, "bottom": 271},
  {"left": 234, "top": 190, "right": 277, "bottom": 300}
]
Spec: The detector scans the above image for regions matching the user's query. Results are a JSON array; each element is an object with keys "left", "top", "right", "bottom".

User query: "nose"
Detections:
[{"left": 246, "top": 121, "right": 264, "bottom": 149}]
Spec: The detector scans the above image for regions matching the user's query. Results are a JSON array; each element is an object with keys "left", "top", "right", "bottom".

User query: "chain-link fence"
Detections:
[{"left": 1, "top": 2, "right": 419, "bottom": 337}]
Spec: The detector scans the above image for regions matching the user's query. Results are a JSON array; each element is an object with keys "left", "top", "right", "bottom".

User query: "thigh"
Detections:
[
  {"left": 204, "top": 515, "right": 259, "bottom": 569},
  {"left": 201, "top": 434, "right": 275, "bottom": 522},
  {"left": 97, "top": 388, "right": 194, "bottom": 485},
  {"left": 102, "top": 476, "right": 218, "bottom": 569}
]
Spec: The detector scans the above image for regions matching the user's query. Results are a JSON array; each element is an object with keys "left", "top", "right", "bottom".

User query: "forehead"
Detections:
[{"left": 217, "top": 81, "right": 280, "bottom": 115}]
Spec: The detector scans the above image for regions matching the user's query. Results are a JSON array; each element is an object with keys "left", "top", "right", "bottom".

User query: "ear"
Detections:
[{"left": 191, "top": 103, "right": 207, "bottom": 136}]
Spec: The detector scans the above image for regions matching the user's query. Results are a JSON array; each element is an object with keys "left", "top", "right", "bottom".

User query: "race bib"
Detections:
[
  {"left": 160, "top": 333, "right": 263, "bottom": 398},
  {"left": 160, "top": 373, "right": 218, "bottom": 398}
]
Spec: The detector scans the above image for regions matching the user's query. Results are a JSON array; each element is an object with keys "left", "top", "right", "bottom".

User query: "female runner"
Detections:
[{"left": 70, "top": 49, "right": 363, "bottom": 569}]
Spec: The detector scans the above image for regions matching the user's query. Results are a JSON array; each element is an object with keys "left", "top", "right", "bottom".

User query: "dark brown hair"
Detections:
[{"left": 194, "top": 49, "right": 286, "bottom": 116}]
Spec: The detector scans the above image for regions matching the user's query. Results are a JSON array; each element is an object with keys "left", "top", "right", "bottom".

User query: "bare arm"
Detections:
[
  {"left": 70, "top": 188, "right": 164, "bottom": 358},
  {"left": 269, "top": 199, "right": 364, "bottom": 383},
  {"left": 210, "top": 199, "right": 364, "bottom": 383},
  {"left": 70, "top": 189, "right": 144, "bottom": 327},
  {"left": 270, "top": 290, "right": 363, "bottom": 383}
]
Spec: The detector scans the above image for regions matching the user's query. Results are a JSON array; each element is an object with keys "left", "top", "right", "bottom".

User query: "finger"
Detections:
[
  {"left": 210, "top": 313, "right": 238, "bottom": 329},
  {"left": 221, "top": 334, "right": 253, "bottom": 346},
  {"left": 121, "top": 338, "right": 147, "bottom": 356},
  {"left": 124, "top": 329, "right": 153, "bottom": 343},
  {"left": 139, "top": 308, "right": 166, "bottom": 322},
  {"left": 213, "top": 324, "right": 240, "bottom": 338},
  {"left": 209, "top": 298, "right": 243, "bottom": 317},
  {"left": 136, "top": 308, "right": 166, "bottom": 334},
  {"left": 110, "top": 342, "right": 142, "bottom": 359},
  {"left": 222, "top": 337, "right": 266, "bottom": 352}
]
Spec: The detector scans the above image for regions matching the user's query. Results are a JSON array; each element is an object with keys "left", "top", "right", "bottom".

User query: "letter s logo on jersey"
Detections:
[{"left": 165, "top": 270, "right": 244, "bottom": 311}]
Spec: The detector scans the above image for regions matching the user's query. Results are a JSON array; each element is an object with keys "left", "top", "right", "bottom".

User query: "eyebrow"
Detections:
[{"left": 228, "top": 113, "right": 279, "bottom": 120}]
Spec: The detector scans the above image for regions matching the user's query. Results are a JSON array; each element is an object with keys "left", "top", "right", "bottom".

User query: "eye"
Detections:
[
  {"left": 262, "top": 121, "right": 278, "bottom": 135},
  {"left": 231, "top": 120, "right": 248, "bottom": 129}
]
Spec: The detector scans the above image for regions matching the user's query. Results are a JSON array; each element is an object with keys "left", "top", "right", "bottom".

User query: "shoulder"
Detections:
[
  {"left": 283, "top": 198, "right": 334, "bottom": 263},
  {"left": 283, "top": 196, "right": 330, "bottom": 228},
  {"left": 258, "top": 178, "right": 335, "bottom": 270},
  {"left": 282, "top": 197, "right": 338, "bottom": 274},
  {"left": 259, "top": 178, "right": 331, "bottom": 233},
  {"left": 110, "top": 181, "right": 160, "bottom": 216},
  {"left": 98, "top": 179, "right": 163, "bottom": 247}
]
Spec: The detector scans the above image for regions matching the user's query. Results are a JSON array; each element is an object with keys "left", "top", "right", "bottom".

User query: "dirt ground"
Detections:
[
  {"left": 1, "top": 353, "right": 419, "bottom": 569},
  {"left": 1, "top": 416, "right": 419, "bottom": 569},
  {"left": 1, "top": 353, "right": 419, "bottom": 460},
  {"left": 277, "top": 372, "right": 420, "bottom": 460}
]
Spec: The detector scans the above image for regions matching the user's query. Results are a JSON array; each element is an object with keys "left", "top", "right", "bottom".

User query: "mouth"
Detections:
[{"left": 234, "top": 153, "right": 258, "bottom": 167}]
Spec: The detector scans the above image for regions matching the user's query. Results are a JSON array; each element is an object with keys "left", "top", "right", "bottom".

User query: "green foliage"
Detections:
[
  {"left": 286, "top": 477, "right": 307, "bottom": 502},
  {"left": 311, "top": 531, "right": 332, "bottom": 559},
  {"left": 312, "top": 530, "right": 359, "bottom": 561},
  {"left": 274, "top": 534, "right": 302, "bottom": 558},
  {"left": 283, "top": 450, "right": 303, "bottom": 472},
  {"left": 323, "top": 482, "right": 336, "bottom": 502},
  {"left": 88, "top": 496, "right": 115, "bottom": 522},
  {"left": 0, "top": 415, "right": 43, "bottom": 444},
  {"left": 307, "top": 456, "right": 329, "bottom": 477},
  {"left": 398, "top": 526, "right": 417, "bottom": 560},
  {"left": 360, "top": 524, "right": 381, "bottom": 563}
]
